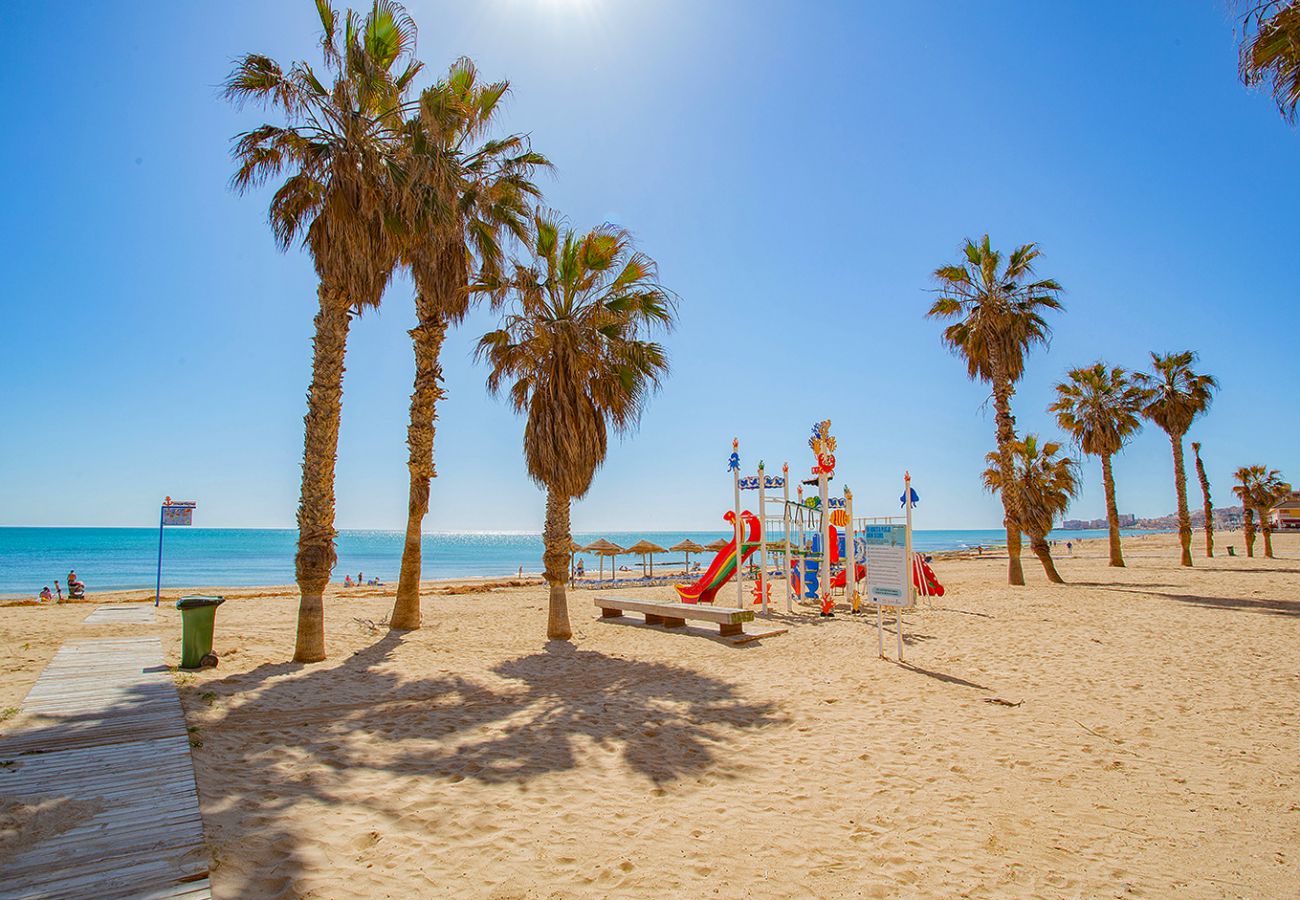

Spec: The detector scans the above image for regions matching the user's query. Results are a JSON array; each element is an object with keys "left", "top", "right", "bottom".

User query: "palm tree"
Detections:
[
  {"left": 1233, "top": 465, "right": 1263, "bottom": 557},
  {"left": 982, "top": 435, "right": 1079, "bottom": 583},
  {"left": 388, "top": 59, "right": 549, "bottom": 632},
  {"left": 477, "top": 211, "right": 676, "bottom": 639},
  {"left": 928, "top": 235, "right": 1064, "bottom": 586},
  {"left": 224, "top": 1, "right": 419, "bottom": 662},
  {"left": 1049, "top": 363, "right": 1147, "bottom": 567},
  {"left": 1237, "top": 2, "right": 1300, "bottom": 122},
  {"left": 1252, "top": 468, "right": 1290, "bottom": 558},
  {"left": 1191, "top": 442, "right": 1215, "bottom": 557},
  {"left": 1136, "top": 352, "right": 1218, "bottom": 568}
]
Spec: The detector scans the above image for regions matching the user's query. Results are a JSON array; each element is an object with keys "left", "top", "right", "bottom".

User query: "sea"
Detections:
[{"left": 0, "top": 526, "right": 1161, "bottom": 598}]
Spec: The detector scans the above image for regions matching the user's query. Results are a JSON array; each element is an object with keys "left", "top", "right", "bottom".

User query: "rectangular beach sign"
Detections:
[
  {"left": 864, "top": 524, "right": 911, "bottom": 607},
  {"left": 162, "top": 501, "right": 197, "bottom": 526}
]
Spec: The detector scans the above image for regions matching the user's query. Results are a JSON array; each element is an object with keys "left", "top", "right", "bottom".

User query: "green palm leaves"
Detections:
[
  {"left": 1137, "top": 351, "right": 1218, "bottom": 568},
  {"left": 928, "top": 234, "right": 1064, "bottom": 585},
  {"left": 477, "top": 211, "right": 677, "bottom": 640},
  {"left": 477, "top": 211, "right": 675, "bottom": 498},
  {"left": 1238, "top": 2, "right": 1300, "bottom": 123},
  {"left": 1050, "top": 364, "right": 1147, "bottom": 567},
  {"left": 982, "top": 436, "right": 1080, "bottom": 584}
]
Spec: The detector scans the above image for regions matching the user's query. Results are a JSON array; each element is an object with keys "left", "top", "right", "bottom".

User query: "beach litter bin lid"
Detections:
[{"left": 177, "top": 595, "right": 225, "bottom": 610}]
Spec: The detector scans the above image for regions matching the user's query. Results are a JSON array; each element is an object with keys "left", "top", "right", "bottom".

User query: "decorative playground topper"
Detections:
[
  {"left": 809, "top": 420, "right": 837, "bottom": 475},
  {"left": 727, "top": 438, "right": 740, "bottom": 472}
]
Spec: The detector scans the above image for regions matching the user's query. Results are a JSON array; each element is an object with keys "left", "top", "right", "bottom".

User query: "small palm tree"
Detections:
[
  {"left": 1251, "top": 468, "right": 1290, "bottom": 558},
  {"left": 224, "top": 1, "right": 419, "bottom": 662},
  {"left": 928, "top": 235, "right": 1064, "bottom": 586},
  {"left": 1191, "top": 442, "right": 1215, "bottom": 557},
  {"left": 1137, "top": 351, "right": 1218, "bottom": 568},
  {"left": 982, "top": 435, "right": 1079, "bottom": 583},
  {"left": 1237, "top": 2, "right": 1300, "bottom": 122},
  {"left": 388, "top": 59, "right": 549, "bottom": 632},
  {"left": 1233, "top": 465, "right": 1263, "bottom": 557},
  {"left": 1049, "top": 363, "right": 1147, "bottom": 567},
  {"left": 477, "top": 211, "right": 676, "bottom": 639}
]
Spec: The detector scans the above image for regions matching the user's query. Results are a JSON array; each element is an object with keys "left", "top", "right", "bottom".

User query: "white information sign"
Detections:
[{"left": 864, "top": 524, "right": 912, "bottom": 607}]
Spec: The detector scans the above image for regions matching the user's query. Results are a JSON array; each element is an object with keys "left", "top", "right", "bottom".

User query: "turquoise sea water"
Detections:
[{"left": 0, "top": 527, "right": 1160, "bottom": 598}]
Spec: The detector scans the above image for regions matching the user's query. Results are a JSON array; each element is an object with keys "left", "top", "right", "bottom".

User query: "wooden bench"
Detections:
[{"left": 594, "top": 597, "right": 755, "bottom": 637}]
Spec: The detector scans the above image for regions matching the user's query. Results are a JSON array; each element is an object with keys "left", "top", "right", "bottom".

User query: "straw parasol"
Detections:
[
  {"left": 704, "top": 538, "right": 729, "bottom": 552},
  {"left": 669, "top": 539, "right": 705, "bottom": 576},
  {"left": 581, "top": 538, "right": 625, "bottom": 582},
  {"left": 626, "top": 539, "right": 668, "bottom": 577}
]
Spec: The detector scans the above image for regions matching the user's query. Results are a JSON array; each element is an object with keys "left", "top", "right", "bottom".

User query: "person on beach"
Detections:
[
  {"left": 54, "top": 580, "right": 63, "bottom": 601},
  {"left": 1066, "top": 541, "right": 1073, "bottom": 555},
  {"left": 67, "top": 570, "right": 84, "bottom": 592},
  {"left": 39, "top": 586, "right": 53, "bottom": 602},
  {"left": 344, "top": 574, "right": 353, "bottom": 587},
  {"left": 357, "top": 571, "right": 363, "bottom": 584},
  {"left": 575, "top": 560, "right": 585, "bottom": 578}
]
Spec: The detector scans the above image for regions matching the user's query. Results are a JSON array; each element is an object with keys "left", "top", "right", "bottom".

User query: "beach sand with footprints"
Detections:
[{"left": 2, "top": 530, "right": 1297, "bottom": 896}]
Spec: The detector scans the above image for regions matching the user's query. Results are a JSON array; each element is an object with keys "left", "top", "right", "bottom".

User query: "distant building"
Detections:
[
  {"left": 1269, "top": 491, "right": 1300, "bottom": 530},
  {"left": 1117, "top": 513, "right": 1136, "bottom": 527}
]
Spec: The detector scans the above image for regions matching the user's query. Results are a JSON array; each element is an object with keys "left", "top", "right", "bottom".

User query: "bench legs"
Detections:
[
  {"left": 719, "top": 623, "right": 743, "bottom": 637},
  {"left": 600, "top": 607, "right": 624, "bottom": 619},
  {"left": 644, "top": 613, "right": 686, "bottom": 628}
]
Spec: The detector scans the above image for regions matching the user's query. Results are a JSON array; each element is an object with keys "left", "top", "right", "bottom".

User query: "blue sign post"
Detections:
[{"left": 156, "top": 498, "right": 197, "bottom": 606}]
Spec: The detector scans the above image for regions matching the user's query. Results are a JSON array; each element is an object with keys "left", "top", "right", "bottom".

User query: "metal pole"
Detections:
[
  {"left": 733, "top": 438, "right": 743, "bottom": 609},
  {"left": 783, "top": 464, "right": 792, "bottom": 613},
  {"left": 845, "top": 487, "right": 857, "bottom": 613},
  {"left": 758, "top": 461, "right": 768, "bottom": 614},
  {"left": 155, "top": 504, "right": 165, "bottom": 607},
  {"left": 790, "top": 486, "right": 800, "bottom": 603},
  {"left": 819, "top": 471, "right": 829, "bottom": 612}
]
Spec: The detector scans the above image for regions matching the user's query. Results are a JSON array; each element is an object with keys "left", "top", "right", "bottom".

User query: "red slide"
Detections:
[
  {"left": 675, "top": 511, "right": 762, "bottom": 604},
  {"left": 831, "top": 563, "right": 866, "bottom": 589},
  {"left": 912, "top": 554, "right": 945, "bottom": 597}
]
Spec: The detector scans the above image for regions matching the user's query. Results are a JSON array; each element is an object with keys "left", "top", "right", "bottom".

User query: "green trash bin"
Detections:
[{"left": 177, "top": 595, "right": 225, "bottom": 669}]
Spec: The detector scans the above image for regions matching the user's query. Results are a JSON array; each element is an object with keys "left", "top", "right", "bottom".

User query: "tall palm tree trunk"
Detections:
[
  {"left": 1192, "top": 443, "right": 1213, "bottom": 557},
  {"left": 1243, "top": 507, "right": 1256, "bottom": 557},
  {"left": 294, "top": 289, "right": 352, "bottom": 663},
  {"left": 1029, "top": 533, "right": 1064, "bottom": 583},
  {"left": 1260, "top": 507, "right": 1275, "bottom": 558},
  {"left": 1100, "top": 452, "right": 1124, "bottom": 567},
  {"left": 1169, "top": 434, "right": 1193, "bottom": 567},
  {"left": 991, "top": 372, "right": 1025, "bottom": 586},
  {"left": 390, "top": 310, "right": 449, "bottom": 631},
  {"left": 543, "top": 487, "right": 574, "bottom": 640}
]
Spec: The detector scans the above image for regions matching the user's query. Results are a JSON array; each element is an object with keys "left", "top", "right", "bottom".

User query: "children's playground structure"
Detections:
[{"left": 672, "top": 421, "right": 944, "bottom": 655}]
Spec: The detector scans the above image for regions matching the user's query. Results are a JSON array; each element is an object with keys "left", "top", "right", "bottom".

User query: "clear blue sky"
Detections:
[{"left": 1, "top": 1, "right": 1295, "bottom": 532}]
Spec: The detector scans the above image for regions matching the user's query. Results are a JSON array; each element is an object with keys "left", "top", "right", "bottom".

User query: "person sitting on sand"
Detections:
[
  {"left": 67, "top": 569, "right": 84, "bottom": 592},
  {"left": 39, "top": 586, "right": 53, "bottom": 602},
  {"left": 344, "top": 574, "right": 353, "bottom": 587}
]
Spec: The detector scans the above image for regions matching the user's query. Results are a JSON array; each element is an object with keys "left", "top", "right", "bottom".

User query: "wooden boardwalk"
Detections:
[
  {"left": 84, "top": 606, "right": 156, "bottom": 625},
  {"left": 0, "top": 637, "right": 211, "bottom": 899}
]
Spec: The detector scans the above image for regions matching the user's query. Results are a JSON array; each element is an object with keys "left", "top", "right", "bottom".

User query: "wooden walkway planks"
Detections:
[
  {"left": 84, "top": 606, "right": 156, "bottom": 625},
  {"left": 0, "top": 637, "right": 211, "bottom": 899}
]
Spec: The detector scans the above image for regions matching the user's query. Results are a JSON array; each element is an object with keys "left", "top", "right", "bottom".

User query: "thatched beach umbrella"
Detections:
[
  {"left": 581, "top": 538, "right": 625, "bottom": 582},
  {"left": 704, "top": 538, "right": 729, "bottom": 552},
  {"left": 626, "top": 539, "right": 668, "bottom": 577},
  {"left": 669, "top": 539, "right": 705, "bottom": 575}
]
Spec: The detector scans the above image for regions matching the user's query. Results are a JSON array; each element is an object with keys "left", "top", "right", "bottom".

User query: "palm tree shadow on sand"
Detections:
[{"left": 184, "top": 633, "right": 785, "bottom": 896}]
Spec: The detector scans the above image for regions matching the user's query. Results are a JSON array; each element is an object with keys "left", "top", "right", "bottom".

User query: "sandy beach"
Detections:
[{"left": 2, "top": 530, "right": 1298, "bottom": 897}]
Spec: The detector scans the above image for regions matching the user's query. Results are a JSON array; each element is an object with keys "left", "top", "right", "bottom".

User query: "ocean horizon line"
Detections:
[{"left": 0, "top": 525, "right": 1169, "bottom": 597}]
